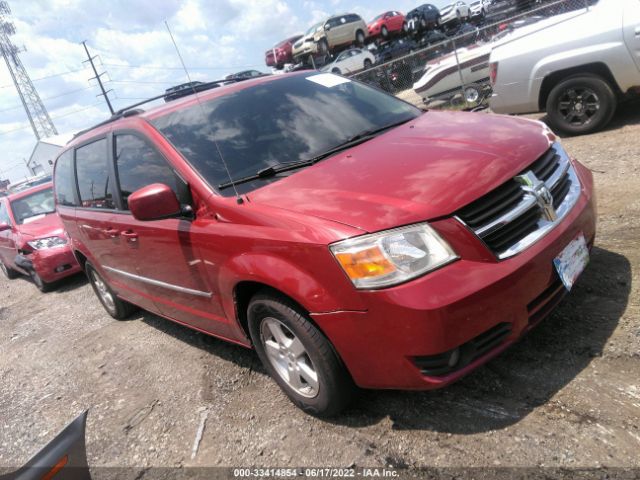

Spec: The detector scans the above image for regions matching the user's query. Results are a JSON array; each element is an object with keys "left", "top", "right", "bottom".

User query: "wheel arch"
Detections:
[
  {"left": 73, "top": 249, "right": 88, "bottom": 271},
  {"left": 538, "top": 62, "right": 622, "bottom": 111},
  {"left": 220, "top": 252, "right": 366, "bottom": 344}
]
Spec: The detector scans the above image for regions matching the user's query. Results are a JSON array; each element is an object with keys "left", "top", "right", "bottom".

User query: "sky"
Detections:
[{"left": 0, "top": 0, "right": 455, "bottom": 183}]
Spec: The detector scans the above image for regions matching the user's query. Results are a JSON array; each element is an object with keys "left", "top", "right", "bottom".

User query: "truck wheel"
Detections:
[
  {"left": 86, "top": 263, "right": 137, "bottom": 320},
  {"left": 546, "top": 74, "right": 616, "bottom": 135},
  {"left": 0, "top": 259, "right": 19, "bottom": 280},
  {"left": 248, "top": 291, "right": 356, "bottom": 417}
]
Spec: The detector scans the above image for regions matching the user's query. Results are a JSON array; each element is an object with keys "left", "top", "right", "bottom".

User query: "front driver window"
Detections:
[{"left": 114, "top": 134, "right": 188, "bottom": 210}]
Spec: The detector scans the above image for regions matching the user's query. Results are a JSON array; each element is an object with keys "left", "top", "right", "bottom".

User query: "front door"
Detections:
[
  {"left": 111, "top": 132, "right": 233, "bottom": 338},
  {"left": 623, "top": 0, "right": 640, "bottom": 71}
]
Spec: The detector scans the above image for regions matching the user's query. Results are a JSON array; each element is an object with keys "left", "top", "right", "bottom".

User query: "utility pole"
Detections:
[
  {"left": 81, "top": 41, "right": 114, "bottom": 115},
  {"left": 0, "top": 1, "right": 58, "bottom": 140}
]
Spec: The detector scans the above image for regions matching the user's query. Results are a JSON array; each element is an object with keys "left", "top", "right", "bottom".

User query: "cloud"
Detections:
[{"left": 0, "top": 0, "right": 450, "bottom": 182}]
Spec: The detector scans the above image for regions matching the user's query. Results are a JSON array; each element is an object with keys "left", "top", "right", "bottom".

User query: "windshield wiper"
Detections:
[{"left": 218, "top": 118, "right": 414, "bottom": 190}]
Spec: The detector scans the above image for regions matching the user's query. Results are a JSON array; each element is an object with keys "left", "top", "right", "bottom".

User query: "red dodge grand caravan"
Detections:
[{"left": 54, "top": 72, "right": 596, "bottom": 416}]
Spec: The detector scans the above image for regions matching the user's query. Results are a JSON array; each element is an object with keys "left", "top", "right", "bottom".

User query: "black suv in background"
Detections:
[{"left": 405, "top": 4, "right": 441, "bottom": 36}]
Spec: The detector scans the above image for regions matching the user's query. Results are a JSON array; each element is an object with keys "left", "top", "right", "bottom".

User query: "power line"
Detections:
[
  {"left": 0, "top": 102, "right": 102, "bottom": 137},
  {"left": 0, "top": 67, "right": 87, "bottom": 89},
  {"left": 0, "top": 85, "right": 95, "bottom": 114}
]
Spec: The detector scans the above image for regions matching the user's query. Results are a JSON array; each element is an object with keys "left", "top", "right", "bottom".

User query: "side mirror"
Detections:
[
  {"left": 128, "top": 183, "right": 181, "bottom": 222},
  {"left": 0, "top": 222, "right": 11, "bottom": 232},
  {"left": 324, "top": 23, "right": 331, "bottom": 30}
]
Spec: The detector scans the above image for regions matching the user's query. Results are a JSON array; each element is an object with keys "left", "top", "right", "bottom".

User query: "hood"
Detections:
[
  {"left": 250, "top": 111, "right": 553, "bottom": 233},
  {"left": 17, "top": 213, "right": 65, "bottom": 239}
]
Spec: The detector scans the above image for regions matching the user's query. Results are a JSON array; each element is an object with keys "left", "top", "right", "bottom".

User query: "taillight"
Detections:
[{"left": 489, "top": 62, "right": 498, "bottom": 86}]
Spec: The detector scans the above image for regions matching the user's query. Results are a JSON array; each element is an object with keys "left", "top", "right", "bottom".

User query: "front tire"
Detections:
[
  {"left": 248, "top": 292, "right": 356, "bottom": 417},
  {"left": 86, "top": 263, "right": 137, "bottom": 320},
  {"left": 381, "top": 26, "right": 389, "bottom": 38},
  {"left": 363, "top": 58, "right": 372, "bottom": 69},
  {"left": 355, "top": 30, "right": 365, "bottom": 46},
  {"left": 0, "top": 259, "right": 19, "bottom": 280},
  {"left": 546, "top": 74, "right": 616, "bottom": 135},
  {"left": 30, "top": 270, "right": 52, "bottom": 293}
]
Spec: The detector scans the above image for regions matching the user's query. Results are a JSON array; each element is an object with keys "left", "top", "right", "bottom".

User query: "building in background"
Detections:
[{"left": 26, "top": 133, "right": 73, "bottom": 176}]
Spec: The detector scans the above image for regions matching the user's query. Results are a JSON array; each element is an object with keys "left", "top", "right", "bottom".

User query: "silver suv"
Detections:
[{"left": 292, "top": 13, "right": 368, "bottom": 62}]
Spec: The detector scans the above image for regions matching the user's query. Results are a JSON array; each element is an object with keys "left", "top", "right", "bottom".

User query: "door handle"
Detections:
[
  {"left": 121, "top": 230, "right": 138, "bottom": 242},
  {"left": 104, "top": 227, "right": 119, "bottom": 238}
]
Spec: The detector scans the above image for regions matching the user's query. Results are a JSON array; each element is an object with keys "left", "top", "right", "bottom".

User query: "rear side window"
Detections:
[
  {"left": 114, "top": 134, "right": 188, "bottom": 210},
  {"left": 75, "top": 139, "right": 114, "bottom": 210},
  {"left": 54, "top": 150, "right": 76, "bottom": 207}
]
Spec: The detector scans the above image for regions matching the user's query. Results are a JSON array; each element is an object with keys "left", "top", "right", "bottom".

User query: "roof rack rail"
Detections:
[
  {"left": 114, "top": 77, "right": 252, "bottom": 116},
  {"left": 71, "top": 77, "right": 255, "bottom": 141}
]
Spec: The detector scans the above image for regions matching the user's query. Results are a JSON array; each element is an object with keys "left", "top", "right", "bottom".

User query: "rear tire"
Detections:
[
  {"left": 545, "top": 74, "right": 616, "bottom": 135},
  {"left": 363, "top": 59, "right": 372, "bottom": 69},
  {"left": 355, "top": 30, "right": 365, "bottom": 46},
  {"left": 248, "top": 291, "right": 356, "bottom": 417},
  {"left": 0, "top": 259, "right": 19, "bottom": 280},
  {"left": 86, "top": 262, "right": 137, "bottom": 320}
]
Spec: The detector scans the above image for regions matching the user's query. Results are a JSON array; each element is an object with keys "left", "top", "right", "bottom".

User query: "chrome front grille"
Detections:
[{"left": 457, "top": 143, "right": 581, "bottom": 259}]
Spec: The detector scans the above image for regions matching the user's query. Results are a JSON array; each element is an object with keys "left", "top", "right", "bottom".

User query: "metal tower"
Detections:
[{"left": 0, "top": 1, "right": 58, "bottom": 140}]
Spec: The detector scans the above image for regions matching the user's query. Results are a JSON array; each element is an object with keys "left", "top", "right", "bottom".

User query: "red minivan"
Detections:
[{"left": 54, "top": 72, "right": 596, "bottom": 416}]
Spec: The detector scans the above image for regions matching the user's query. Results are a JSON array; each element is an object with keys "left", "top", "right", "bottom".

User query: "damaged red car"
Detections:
[{"left": 0, "top": 182, "right": 81, "bottom": 291}]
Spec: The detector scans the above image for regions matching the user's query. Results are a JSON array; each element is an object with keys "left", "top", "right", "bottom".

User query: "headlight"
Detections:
[
  {"left": 27, "top": 236, "right": 67, "bottom": 250},
  {"left": 330, "top": 223, "right": 458, "bottom": 289}
]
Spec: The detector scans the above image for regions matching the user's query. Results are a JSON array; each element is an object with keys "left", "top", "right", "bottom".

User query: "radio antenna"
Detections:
[{"left": 164, "top": 20, "right": 243, "bottom": 203}]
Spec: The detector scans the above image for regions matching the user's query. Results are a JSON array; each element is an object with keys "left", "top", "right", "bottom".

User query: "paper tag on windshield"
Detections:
[{"left": 306, "top": 73, "right": 351, "bottom": 88}]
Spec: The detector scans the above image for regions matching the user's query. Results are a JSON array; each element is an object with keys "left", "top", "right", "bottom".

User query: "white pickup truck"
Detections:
[{"left": 490, "top": 0, "right": 640, "bottom": 134}]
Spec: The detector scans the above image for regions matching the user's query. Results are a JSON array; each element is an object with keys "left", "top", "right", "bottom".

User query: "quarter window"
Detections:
[
  {"left": 114, "top": 134, "right": 187, "bottom": 210},
  {"left": 75, "top": 139, "right": 114, "bottom": 210},
  {"left": 54, "top": 150, "right": 76, "bottom": 207}
]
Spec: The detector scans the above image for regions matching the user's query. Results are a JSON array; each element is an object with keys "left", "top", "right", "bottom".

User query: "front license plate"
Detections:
[{"left": 553, "top": 233, "right": 589, "bottom": 291}]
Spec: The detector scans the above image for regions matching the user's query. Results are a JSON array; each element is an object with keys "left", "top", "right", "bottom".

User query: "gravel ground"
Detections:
[{"left": 1, "top": 103, "right": 639, "bottom": 477}]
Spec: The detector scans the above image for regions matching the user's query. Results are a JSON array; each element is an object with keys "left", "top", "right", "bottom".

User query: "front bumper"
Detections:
[
  {"left": 27, "top": 245, "right": 81, "bottom": 283},
  {"left": 489, "top": 86, "right": 539, "bottom": 115},
  {"left": 313, "top": 162, "right": 596, "bottom": 390}
]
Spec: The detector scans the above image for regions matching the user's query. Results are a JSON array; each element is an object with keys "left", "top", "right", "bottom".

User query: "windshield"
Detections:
[
  {"left": 10, "top": 187, "right": 55, "bottom": 225},
  {"left": 151, "top": 73, "right": 421, "bottom": 196},
  {"left": 371, "top": 14, "right": 384, "bottom": 22},
  {"left": 305, "top": 23, "right": 322, "bottom": 36}
]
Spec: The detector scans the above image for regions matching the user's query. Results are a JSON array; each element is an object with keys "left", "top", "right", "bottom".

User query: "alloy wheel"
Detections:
[
  {"left": 90, "top": 269, "right": 117, "bottom": 315},
  {"left": 464, "top": 85, "right": 481, "bottom": 104},
  {"left": 557, "top": 87, "right": 600, "bottom": 127},
  {"left": 260, "top": 317, "right": 319, "bottom": 398}
]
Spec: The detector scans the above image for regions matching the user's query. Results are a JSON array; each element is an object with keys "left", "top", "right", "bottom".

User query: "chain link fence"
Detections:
[{"left": 349, "top": 0, "right": 595, "bottom": 111}]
